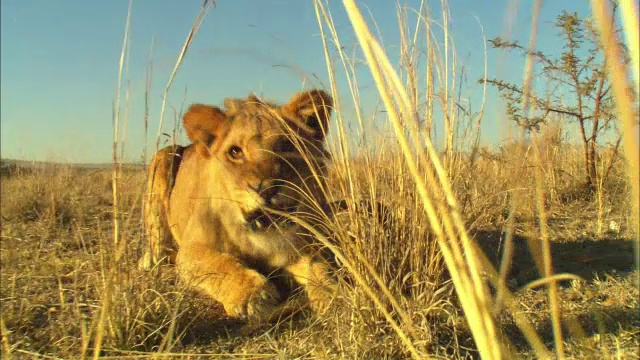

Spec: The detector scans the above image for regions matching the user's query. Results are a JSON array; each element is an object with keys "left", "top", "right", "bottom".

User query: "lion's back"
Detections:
[{"left": 140, "top": 145, "right": 186, "bottom": 268}]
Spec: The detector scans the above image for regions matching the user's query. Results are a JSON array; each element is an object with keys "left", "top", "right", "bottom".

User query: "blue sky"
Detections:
[{"left": 1, "top": 0, "right": 595, "bottom": 163}]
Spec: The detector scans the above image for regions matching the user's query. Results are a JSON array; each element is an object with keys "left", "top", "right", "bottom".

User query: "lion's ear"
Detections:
[
  {"left": 223, "top": 98, "right": 245, "bottom": 114},
  {"left": 282, "top": 89, "right": 333, "bottom": 142},
  {"left": 183, "top": 104, "right": 228, "bottom": 157},
  {"left": 224, "top": 94, "right": 263, "bottom": 114}
]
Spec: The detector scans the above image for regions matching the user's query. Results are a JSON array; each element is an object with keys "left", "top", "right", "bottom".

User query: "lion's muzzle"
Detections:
[
  {"left": 244, "top": 205, "right": 297, "bottom": 232},
  {"left": 244, "top": 180, "right": 299, "bottom": 231}
]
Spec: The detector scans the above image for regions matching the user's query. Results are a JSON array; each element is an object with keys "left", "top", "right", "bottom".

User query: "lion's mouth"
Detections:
[{"left": 244, "top": 207, "right": 297, "bottom": 232}]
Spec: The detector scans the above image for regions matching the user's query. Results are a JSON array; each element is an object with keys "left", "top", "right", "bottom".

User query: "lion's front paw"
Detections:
[
  {"left": 244, "top": 281, "right": 281, "bottom": 320},
  {"left": 225, "top": 271, "right": 281, "bottom": 321},
  {"left": 307, "top": 281, "right": 337, "bottom": 315}
]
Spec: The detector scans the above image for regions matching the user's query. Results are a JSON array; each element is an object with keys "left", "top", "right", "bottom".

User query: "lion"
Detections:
[{"left": 140, "top": 89, "right": 337, "bottom": 320}]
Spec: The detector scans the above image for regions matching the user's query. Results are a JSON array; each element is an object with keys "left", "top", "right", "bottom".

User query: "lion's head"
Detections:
[{"left": 182, "top": 89, "right": 333, "bottom": 232}]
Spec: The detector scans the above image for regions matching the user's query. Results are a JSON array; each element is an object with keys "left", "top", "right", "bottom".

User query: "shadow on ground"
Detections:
[
  {"left": 502, "top": 301, "right": 640, "bottom": 354},
  {"left": 471, "top": 229, "right": 638, "bottom": 355},
  {"left": 473, "top": 230, "right": 636, "bottom": 286}
]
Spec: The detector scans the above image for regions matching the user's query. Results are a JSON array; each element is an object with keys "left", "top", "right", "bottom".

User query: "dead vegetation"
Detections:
[{"left": 0, "top": 145, "right": 637, "bottom": 358}]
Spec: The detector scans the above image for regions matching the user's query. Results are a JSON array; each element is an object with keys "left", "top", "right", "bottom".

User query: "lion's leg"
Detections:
[
  {"left": 286, "top": 256, "right": 337, "bottom": 314},
  {"left": 140, "top": 145, "right": 182, "bottom": 270},
  {"left": 176, "top": 244, "right": 281, "bottom": 319}
]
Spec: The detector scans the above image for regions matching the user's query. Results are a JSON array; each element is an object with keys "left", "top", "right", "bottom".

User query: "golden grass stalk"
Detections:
[
  {"left": 519, "top": 0, "right": 565, "bottom": 357},
  {"left": 154, "top": 1, "right": 214, "bottom": 151},
  {"left": 532, "top": 131, "right": 564, "bottom": 358},
  {"left": 524, "top": 274, "right": 585, "bottom": 290},
  {"left": 440, "top": 0, "right": 457, "bottom": 172},
  {"left": 142, "top": 37, "right": 155, "bottom": 165},
  {"left": 1, "top": 316, "right": 12, "bottom": 359},
  {"left": 141, "top": 1, "right": 213, "bottom": 274},
  {"left": 340, "top": 0, "right": 510, "bottom": 358},
  {"left": 618, "top": 0, "right": 639, "bottom": 96},
  {"left": 312, "top": 0, "right": 357, "bottom": 184},
  {"left": 92, "top": 2, "right": 133, "bottom": 358},
  {"left": 590, "top": 0, "right": 640, "bottom": 275},
  {"left": 269, "top": 208, "right": 423, "bottom": 359},
  {"left": 313, "top": 2, "right": 431, "bottom": 356},
  {"left": 141, "top": 0, "right": 213, "bottom": 268},
  {"left": 93, "top": 2, "right": 215, "bottom": 357},
  {"left": 314, "top": 6, "right": 425, "bottom": 356},
  {"left": 138, "top": 2, "right": 215, "bottom": 353},
  {"left": 471, "top": 240, "right": 553, "bottom": 358},
  {"left": 110, "top": 0, "right": 132, "bottom": 248}
]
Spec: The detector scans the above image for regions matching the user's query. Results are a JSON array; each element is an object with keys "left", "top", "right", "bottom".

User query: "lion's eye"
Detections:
[{"left": 227, "top": 146, "right": 244, "bottom": 160}]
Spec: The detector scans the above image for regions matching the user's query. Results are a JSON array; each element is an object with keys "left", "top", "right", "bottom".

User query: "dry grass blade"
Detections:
[
  {"left": 111, "top": 0, "right": 132, "bottom": 248},
  {"left": 97, "top": 351, "right": 273, "bottom": 359},
  {"left": 590, "top": 0, "right": 640, "bottom": 277},
  {"left": 524, "top": 274, "right": 586, "bottom": 290},
  {"left": 142, "top": 37, "right": 155, "bottom": 165},
  {"left": 1, "top": 315, "right": 12, "bottom": 359},
  {"left": 143, "top": 3, "right": 214, "bottom": 272},
  {"left": 522, "top": 0, "right": 564, "bottom": 359},
  {"left": 154, "top": 1, "right": 215, "bottom": 151},
  {"left": 266, "top": 208, "right": 423, "bottom": 360},
  {"left": 313, "top": 0, "right": 424, "bottom": 350},
  {"left": 618, "top": 0, "right": 639, "bottom": 95},
  {"left": 520, "top": 1, "right": 565, "bottom": 357},
  {"left": 471, "top": 242, "right": 553, "bottom": 358},
  {"left": 340, "top": 0, "right": 513, "bottom": 358},
  {"left": 92, "top": 2, "right": 132, "bottom": 359},
  {"left": 99, "top": 2, "right": 215, "bottom": 358},
  {"left": 532, "top": 131, "right": 564, "bottom": 359}
]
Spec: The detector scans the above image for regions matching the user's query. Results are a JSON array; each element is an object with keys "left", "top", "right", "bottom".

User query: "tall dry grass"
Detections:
[
  {"left": 2, "top": 150, "right": 637, "bottom": 357},
  {"left": 313, "top": 0, "right": 639, "bottom": 358},
  {"left": 325, "top": 1, "right": 508, "bottom": 357},
  {"left": 590, "top": 0, "right": 640, "bottom": 276}
]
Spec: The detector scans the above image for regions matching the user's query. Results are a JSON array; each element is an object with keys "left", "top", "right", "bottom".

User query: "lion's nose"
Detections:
[
  {"left": 249, "top": 180, "right": 280, "bottom": 203},
  {"left": 261, "top": 186, "right": 279, "bottom": 204}
]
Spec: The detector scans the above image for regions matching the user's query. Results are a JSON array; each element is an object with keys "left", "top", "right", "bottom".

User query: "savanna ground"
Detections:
[{"left": 1, "top": 140, "right": 638, "bottom": 359}]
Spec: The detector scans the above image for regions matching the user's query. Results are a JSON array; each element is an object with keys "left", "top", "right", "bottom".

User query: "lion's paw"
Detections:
[
  {"left": 244, "top": 281, "right": 281, "bottom": 320},
  {"left": 307, "top": 282, "right": 337, "bottom": 315},
  {"left": 226, "top": 272, "right": 281, "bottom": 321}
]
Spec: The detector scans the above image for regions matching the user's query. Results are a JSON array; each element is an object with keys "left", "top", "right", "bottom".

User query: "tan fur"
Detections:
[{"left": 141, "top": 89, "right": 336, "bottom": 320}]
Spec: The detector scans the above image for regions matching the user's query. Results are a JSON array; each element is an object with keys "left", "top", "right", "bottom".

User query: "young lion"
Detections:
[{"left": 140, "top": 89, "right": 337, "bottom": 320}]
